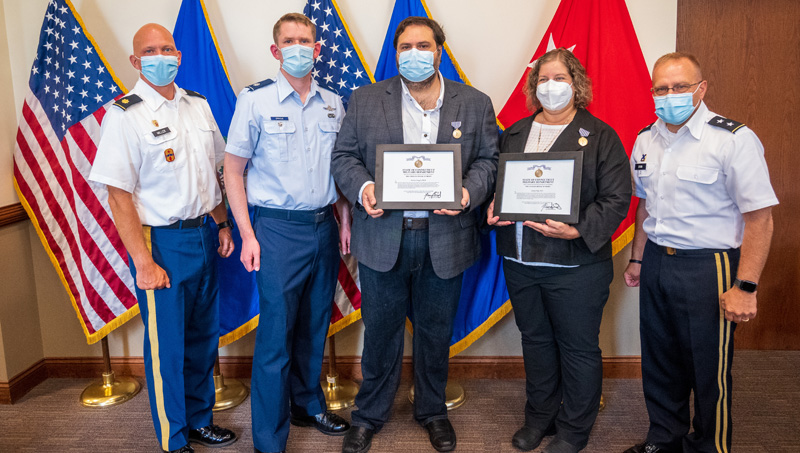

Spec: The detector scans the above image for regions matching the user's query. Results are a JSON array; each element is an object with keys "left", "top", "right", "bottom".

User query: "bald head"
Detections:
[{"left": 132, "top": 23, "right": 176, "bottom": 57}]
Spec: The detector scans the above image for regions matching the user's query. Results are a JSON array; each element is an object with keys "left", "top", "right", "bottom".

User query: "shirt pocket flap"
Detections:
[
  {"left": 676, "top": 165, "right": 719, "bottom": 184},
  {"left": 196, "top": 119, "right": 216, "bottom": 132},
  {"left": 318, "top": 122, "right": 340, "bottom": 133},
  {"left": 263, "top": 121, "right": 296, "bottom": 134}
]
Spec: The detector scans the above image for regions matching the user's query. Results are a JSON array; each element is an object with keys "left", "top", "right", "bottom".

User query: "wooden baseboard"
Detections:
[
  {"left": 1, "top": 355, "right": 640, "bottom": 403},
  {"left": 0, "top": 203, "right": 28, "bottom": 228},
  {"left": 0, "top": 359, "right": 47, "bottom": 404}
]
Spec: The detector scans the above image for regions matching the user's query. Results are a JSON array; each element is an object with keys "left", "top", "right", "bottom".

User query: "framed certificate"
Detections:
[
  {"left": 495, "top": 152, "right": 583, "bottom": 223},
  {"left": 375, "top": 144, "right": 463, "bottom": 210}
]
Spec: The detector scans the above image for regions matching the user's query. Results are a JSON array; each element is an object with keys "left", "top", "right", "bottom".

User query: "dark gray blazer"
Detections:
[{"left": 331, "top": 76, "right": 499, "bottom": 279}]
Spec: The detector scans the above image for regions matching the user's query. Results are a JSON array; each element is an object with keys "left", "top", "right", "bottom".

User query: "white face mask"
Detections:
[{"left": 536, "top": 80, "right": 574, "bottom": 111}]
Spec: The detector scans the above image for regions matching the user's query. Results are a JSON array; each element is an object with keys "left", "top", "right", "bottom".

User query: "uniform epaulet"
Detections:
[
  {"left": 246, "top": 79, "right": 274, "bottom": 91},
  {"left": 638, "top": 122, "right": 655, "bottom": 135},
  {"left": 113, "top": 94, "right": 143, "bottom": 111},
  {"left": 183, "top": 89, "right": 206, "bottom": 100},
  {"left": 708, "top": 115, "right": 745, "bottom": 133}
]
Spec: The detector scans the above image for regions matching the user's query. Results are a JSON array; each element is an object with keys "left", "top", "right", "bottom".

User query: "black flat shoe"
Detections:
[
  {"left": 291, "top": 411, "right": 350, "bottom": 436},
  {"left": 424, "top": 419, "right": 456, "bottom": 452},
  {"left": 188, "top": 424, "right": 238, "bottom": 448},
  {"left": 342, "top": 425, "right": 374, "bottom": 453},
  {"left": 164, "top": 445, "right": 193, "bottom": 453},
  {"left": 512, "top": 426, "right": 549, "bottom": 451},
  {"left": 624, "top": 442, "right": 663, "bottom": 453}
]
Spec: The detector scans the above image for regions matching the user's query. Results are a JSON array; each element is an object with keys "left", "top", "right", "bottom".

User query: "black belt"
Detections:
[
  {"left": 652, "top": 242, "right": 734, "bottom": 256},
  {"left": 402, "top": 217, "right": 429, "bottom": 230},
  {"left": 254, "top": 205, "right": 332, "bottom": 223},
  {"left": 154, "top": 214, "right": 208, "bottom": 229}
]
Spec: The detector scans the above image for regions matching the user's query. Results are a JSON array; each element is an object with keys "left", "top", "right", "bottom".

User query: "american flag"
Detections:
[
  {"left": 303, "top": 0, "right": 373, "bottom": 334},
  {"left": 13, "top": 0, "right": 138, "bottom": 344}
]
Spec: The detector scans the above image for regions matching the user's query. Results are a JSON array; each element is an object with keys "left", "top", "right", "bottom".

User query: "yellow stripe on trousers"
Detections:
[
  {"left": 714, "top": 252, "right": 732, "bottom": 453},
  {"left": 143, "top": 226, "right": 170, "bottom": 451}
]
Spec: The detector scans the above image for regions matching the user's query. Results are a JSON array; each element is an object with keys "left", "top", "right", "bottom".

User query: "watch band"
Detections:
[
  {"left": 217, "top": 219, "right": 234, "bottom": 230},
  {"left": 733, "top": 278, "right": 758, "bottom": 293}
]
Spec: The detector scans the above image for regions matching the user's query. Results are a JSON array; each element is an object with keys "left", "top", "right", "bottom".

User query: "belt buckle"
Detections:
[
  {"left": 315, "top": 211, "right": 325, "bottom": 223},
  {"left": 666, "top": 247, "right": 677, "bottom": 255}
]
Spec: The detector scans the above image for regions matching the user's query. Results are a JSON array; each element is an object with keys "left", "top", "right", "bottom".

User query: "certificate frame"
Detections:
[
  {"left": 375, "top": 144, "right": 463, "bottom": 210},
  {"left": 495, "top": 151, "right": 583, "bottom": 223}
]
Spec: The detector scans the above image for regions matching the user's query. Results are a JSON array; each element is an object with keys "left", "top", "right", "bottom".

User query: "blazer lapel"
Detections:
[
  {"left": 382, "top": 77, "right": 405, "bottom": 144},
  {"left": 436, "top": 80, "right": 462, "bottom": 144}
]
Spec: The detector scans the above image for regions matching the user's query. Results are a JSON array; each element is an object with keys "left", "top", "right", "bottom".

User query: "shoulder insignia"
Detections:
[
  {"left": 113, "top": 94, "right": 143, "bottom": 111},
  {"left": 183, "top": 89, "right": 206, "bottom": 99},
  {"left": 246, "top": 78, "right": 275, "bottom": 92},
  {"left": 708, "top": 115, "right": 745, "bottom": 133},
  {"left": 638, "top": 122, "right": 655, "bottom": 135}
]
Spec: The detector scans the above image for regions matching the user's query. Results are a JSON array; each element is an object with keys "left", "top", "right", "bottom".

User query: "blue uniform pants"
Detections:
[
  {"left": 131, "top": 223, "right": 219, "bottom": 452},
  {"left": 640, "top": 240, "right": 739, "bottom": 453},
  {"left": 250, "top": 206, "right": 339, "bottom": 452}
]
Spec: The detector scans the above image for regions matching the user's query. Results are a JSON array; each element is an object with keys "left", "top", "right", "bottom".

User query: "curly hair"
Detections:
[{"left": 524, "top": 48, "right": 592, "bottom": 111}]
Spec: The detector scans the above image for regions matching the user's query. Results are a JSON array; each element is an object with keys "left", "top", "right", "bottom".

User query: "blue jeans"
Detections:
[{"left": 351, "top": 229, "right": 463, "bottom": 431}]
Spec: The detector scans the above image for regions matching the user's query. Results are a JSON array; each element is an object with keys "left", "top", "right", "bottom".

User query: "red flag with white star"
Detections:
[{"left": 497, "top": 0, "right": 655, "bottom": 253}]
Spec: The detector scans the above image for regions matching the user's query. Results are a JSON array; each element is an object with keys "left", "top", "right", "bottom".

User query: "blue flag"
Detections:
[
  {"left": 173, "top": 0, "right": 259, "bottom": 347},
  {"left": 375, "top": 0, "right": 510, "bottom": 356}
]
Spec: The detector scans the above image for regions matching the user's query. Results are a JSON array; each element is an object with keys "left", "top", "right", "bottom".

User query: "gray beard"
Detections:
[{"left": 399, "top": 71, "right": 437, "bottom": 90}]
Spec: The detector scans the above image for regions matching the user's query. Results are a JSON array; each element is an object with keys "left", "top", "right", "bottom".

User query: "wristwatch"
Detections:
[
  {"left": 733, "top": 278, "right": 758, "bottom": 293},
  {"left": 217, "top": 219, "right": 234, "bottom": 230}
]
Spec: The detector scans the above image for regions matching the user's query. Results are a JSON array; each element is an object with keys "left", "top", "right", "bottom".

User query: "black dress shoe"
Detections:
[
  {"left": 188, "top": 424, "right": 238, "bottom": 448},
  {"left": 512, "top": 425, "right": 553, "bottom": 451},
  {"left": 624, "top": 442, "right": 662, "bottom": 453},
  {"left": 291, "top": 411, "right": 350, "bottom": 436},
  {"left": 164, "top": 445, "right": 193, "bottom": 453},
  {"left": 342, "top": 426, "right": 374, "bottom": 453},
  {"left": 424, "top": 419, "right": 457, "bottom": 452},
  {"left": 543, "top": 438, "right": 580, "bottom": 453}
]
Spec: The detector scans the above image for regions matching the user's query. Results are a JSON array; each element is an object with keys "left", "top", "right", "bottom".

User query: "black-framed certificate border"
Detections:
[
  {"left": 495, "top": 151, "right": 583, "bottom": 223},
  {"left": 375, "top": 144, "right": 463, "bottom": 210}
]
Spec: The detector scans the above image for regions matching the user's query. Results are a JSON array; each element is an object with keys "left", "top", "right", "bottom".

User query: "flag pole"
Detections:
[
  {"left": 80, "top": 336, "right": 141, "bottom": 407},
  {"left": 212, "top": 356, "right": 249, "bottom": 411},
  {"left": 322, "top": 334, "right": 359, "bottom": 410}
]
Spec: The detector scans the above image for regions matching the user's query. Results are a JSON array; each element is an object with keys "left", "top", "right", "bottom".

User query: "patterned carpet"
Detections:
[{"left": 1, "top": 350, "right": 798, "bottom": 452}]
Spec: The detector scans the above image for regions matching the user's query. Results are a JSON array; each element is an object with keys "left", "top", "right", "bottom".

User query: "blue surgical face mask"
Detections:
[
  {"left": 398, "top": 48, "right": 436, "bottom": 83},
  {"left": 139, "top": 55, "right": 179, "bottom": 87},
  {"left": 281, "top": 44, "right": 315, "bottom": 78},
  {"left": 654, "top": 85, "right": 701, "bottom": 125}
]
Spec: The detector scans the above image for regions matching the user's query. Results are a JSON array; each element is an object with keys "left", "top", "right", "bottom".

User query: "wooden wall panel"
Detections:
[{"left": 678, "top": 0, "right": 800, "bottom": 349}]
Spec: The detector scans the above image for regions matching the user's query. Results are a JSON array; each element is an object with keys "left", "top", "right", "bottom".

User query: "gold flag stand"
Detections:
[
  {"left": 322, "top": 335, "right": 359, "bottom": 410},
  {"left": 212, "top": 357, "right": 249, "bottom": 411},
  {"left": 409, "top": 380, "right": 466, "bottom": 410},
  {"left": 80, "top": 337, "right": 141, "bottom": 407}
]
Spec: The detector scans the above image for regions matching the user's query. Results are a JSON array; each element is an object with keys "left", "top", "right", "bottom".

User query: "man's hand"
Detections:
[
  {"left": 435, "top": 187, "right": 469, "bottom": 216},
  {"left": 136, "top": 259, "right": 170, "bottom": 290},
  {"left": 362, "top": 183, "right": 384, "bottom": 218},
  {"left": 217, "top": 227, "right": 234, "bottom": 258},
  {"left": 523, "top": 219, "right": 580, "bottom": 240},
  {"left": 719, "top": 286, "right": 758, "bottom": 323},
  {"left": 240, "top": 236, "right": 261, "bottom": 272},
  {"left": 623, "top": 262, "right": 641, "bottom": 287},
  {"left": 486, "top": 195, "right": 513, "bottom": 227},
  {"left": 335, "top": 197, "right": 352, "bottom": 255}
]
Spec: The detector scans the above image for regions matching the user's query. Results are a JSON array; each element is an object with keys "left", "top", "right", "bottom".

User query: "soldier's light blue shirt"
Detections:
[{"left": 225, "top": 72, "right": 342, "bottom": 210}]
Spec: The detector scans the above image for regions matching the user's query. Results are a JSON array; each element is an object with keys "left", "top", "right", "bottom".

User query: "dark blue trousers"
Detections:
[
  {"left": 503, "top": 258, "right": 612, "bottom": 450},
  {"left": 250, "top": 206, "right": 339, "bottom": 452},
  {"left": 640, "top": 240, "right": 739, "bottom": 453},
  {"left": 131, "top": 224, "right": 219, "bottom": 452},
  {"left": 351, "top": 228, "right": 463, "bottom": 431}
]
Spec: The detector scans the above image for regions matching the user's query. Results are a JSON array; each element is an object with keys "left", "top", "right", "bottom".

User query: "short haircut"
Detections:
[
  {"left": 524, "top": 48, "right": 593, "bottom": 111},
  {"left": 393, "top": 16, "right": 446, "bottom": 50},
  {"left": 272, "top": 12, "right": 316, "bottom": 44},
  {"left": 652, "top": 52, "right": 703, "bottom": 80}
]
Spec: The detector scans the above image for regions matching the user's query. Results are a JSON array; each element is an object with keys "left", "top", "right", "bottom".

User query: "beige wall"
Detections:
[{"left": 0, "top": 0, "right": 677, "bottom": 377}]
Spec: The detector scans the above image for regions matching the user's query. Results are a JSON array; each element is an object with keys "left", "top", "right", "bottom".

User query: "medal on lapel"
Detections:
[{"left": 451, "top": 121, "right": 462, "bottom": 139}]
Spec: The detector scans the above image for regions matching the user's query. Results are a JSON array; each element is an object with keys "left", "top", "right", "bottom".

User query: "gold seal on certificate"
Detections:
[
  {"left": 374, "top": 144, "right": 463, "bottom": 210},
  {"left": 494, "top": 151, "right": 583, "bottom": 223}
]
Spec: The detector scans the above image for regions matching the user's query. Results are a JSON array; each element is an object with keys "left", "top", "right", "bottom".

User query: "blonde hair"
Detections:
[{"left": 272, "top": 13, "right": 316, "bottom": 44}]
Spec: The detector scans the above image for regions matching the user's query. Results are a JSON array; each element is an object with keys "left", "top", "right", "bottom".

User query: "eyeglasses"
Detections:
[{"left": 651, "top": 81, "right": 702, "bottom": 96}]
